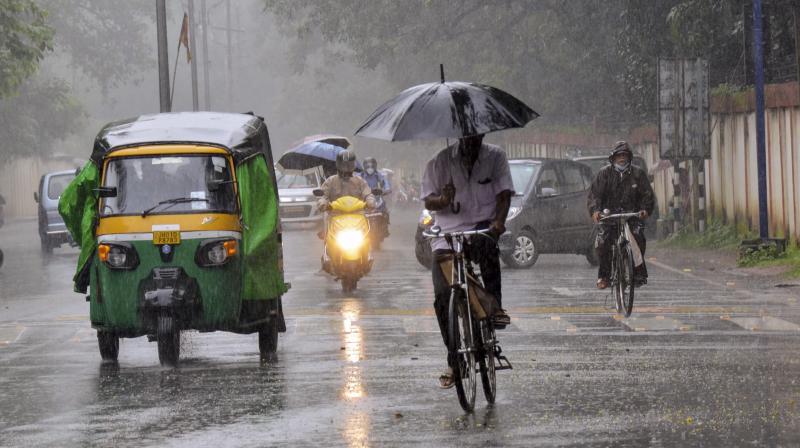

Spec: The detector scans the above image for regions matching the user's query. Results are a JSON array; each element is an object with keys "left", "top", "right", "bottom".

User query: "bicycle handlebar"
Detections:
[
  {"left": 422, "top": 228, "right": 491, "bottom": 239},
  {"left": 600, "top": 212, "right": 640, "bottom": 221}
]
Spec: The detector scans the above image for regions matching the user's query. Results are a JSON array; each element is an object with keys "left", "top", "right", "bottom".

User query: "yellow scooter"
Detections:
[{"left": 313, "top": 192, "right": 374, "bottom": 292}]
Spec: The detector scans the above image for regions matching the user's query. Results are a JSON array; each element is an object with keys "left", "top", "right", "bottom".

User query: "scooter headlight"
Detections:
[
  {"left": 336, "top": 229, "right": 365, "bottom": 250},
  {"left": 196, "top": 238, "right": 238, "bottom": 267},
  {"left": 98, "top": 242, "right": 139, "bottom": 270}
]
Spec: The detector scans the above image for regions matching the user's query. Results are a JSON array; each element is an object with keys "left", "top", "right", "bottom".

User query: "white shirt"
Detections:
[{"left": 421, "top": 143, "right": 514, "bottom": 251}]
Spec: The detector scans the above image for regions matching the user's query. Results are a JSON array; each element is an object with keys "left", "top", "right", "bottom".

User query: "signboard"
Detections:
[{"left": 658, "top": 58, "right": 711, "bottom": 160}]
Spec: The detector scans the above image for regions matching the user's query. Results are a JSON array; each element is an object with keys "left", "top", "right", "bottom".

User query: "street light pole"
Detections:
[
  {"left": 188, "top": 0, "right": 200, "bottom": 111},
  {"left": 201, "top": 0, "right": 211, "bottom": 110},
  {"left": 753, "top": 0, "right": 769, "bottom": 240},
  {"left": 156, "top": 0, "right": 171, "bottom": 112}
]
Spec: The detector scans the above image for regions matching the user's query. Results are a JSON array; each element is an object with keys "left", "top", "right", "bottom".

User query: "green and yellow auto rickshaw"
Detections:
[{"left": 59, "top": 112, "right": 289, "bottom": 365}]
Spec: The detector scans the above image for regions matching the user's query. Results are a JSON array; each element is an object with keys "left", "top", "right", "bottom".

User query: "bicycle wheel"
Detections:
[
  {"left": 478, "top": 320, "right": 496, "bottom": 404},
  {"left": 448, "top": 289, "right": 476, "bottom": 412},
  {"left": 612, "top": 245, "right": 624, "bottom": 314},
  {"left": 620, "top": 244, "right": 635, "bottom": 316}
]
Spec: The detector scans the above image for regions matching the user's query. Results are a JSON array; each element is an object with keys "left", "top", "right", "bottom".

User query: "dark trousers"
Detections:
[
  {"left": 432, "top": 230, "right": 501, "bottom": 366},
  {"left": 596, "top": 221, "right": 648, "bottom": 280}
]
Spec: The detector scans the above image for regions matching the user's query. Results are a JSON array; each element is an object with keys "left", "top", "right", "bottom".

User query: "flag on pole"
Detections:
[{"left": 179, "top": 13, "right": 191, "bottom": 63}]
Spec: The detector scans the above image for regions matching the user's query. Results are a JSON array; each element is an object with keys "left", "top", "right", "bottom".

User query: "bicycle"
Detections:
[
  {"left": 599, "top": 210, "right": 642, "bottom": 317},
  {"left": 424, "top": 226, "right": 512, "bottom": 412}
]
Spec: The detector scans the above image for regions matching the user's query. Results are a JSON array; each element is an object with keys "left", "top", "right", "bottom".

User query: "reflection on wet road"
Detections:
[{"left": 1, "top": 213, "right": 800, "bottom": 446}]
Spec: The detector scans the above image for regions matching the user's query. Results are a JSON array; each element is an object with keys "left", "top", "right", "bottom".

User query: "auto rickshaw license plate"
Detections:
[{"left": 153, "top": 231, "right": 180, "bottom": 245}]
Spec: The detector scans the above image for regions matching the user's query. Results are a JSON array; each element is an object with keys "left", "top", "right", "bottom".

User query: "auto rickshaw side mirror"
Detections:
[
  {"left": 312, "top": 189, "right": 324, "bottom": 197},
  {"left": 33, "top": 192, "right": 39, "bottom": 203},
  {"left": 95, "top": 186, "right": 118, "bottom": 198}
]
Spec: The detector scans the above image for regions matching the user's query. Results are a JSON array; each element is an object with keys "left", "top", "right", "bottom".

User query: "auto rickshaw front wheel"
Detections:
[
  {"left": 157, "top": 313, "right": 180, "bottom": 366},
  {"left": 97, "top": 331, "right": 119, "bottom": 362}
]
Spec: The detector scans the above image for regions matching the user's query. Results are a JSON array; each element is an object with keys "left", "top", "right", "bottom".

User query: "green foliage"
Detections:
[
  {"left": 37, "top": 0, "right": 154, "bottom": 89},
  {"left": 737, "top": 244, "right": 786, "bottom": 267},
  {"left": 264, "top": 0, "right": 799, "bottom": 130},
  {"left": 0, "top": 0, "right": 53, "bottom": 98},
  {"left": 660, "top": 219, "right": 744, "bottom": 250},
  {"left": 0, "top": 76, "right": 84, "bottom": 163}
]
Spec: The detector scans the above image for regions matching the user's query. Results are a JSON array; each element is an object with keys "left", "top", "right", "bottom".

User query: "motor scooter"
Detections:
[{"left": 314, "top": 190, "right": 376, "bottom": 292}]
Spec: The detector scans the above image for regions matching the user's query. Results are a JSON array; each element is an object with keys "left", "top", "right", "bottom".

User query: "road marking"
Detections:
[
  {"left": 552, "top": 287, "right": 581, "bottom": 297},
  {"left": 55, "top": 314, "right": 89, "bottom": 322},
  {"left": 648, "top": 259, "right": 756, "bottom": 298},
  {"left": 513, "top": 317, "right": 578, "bottom": 332},
  {"left": 283, "top": 305, "right": 758, "bottom": 317},
  {"left": 620, "top": 317, "right": 691, "bottom": 332},
  {"left": 402, "top": 318, "right": 441, "bottom": 334},
  {"left": 0, "top": 325, "right": 26, "bottom": 346},
  {"left": 728, "top": 317, "right": 800, "bottom": 332}
]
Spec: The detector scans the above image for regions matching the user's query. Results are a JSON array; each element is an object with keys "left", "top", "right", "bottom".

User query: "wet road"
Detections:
[{"left": 1, "top": 211, "right": 799, "bottom": 447}]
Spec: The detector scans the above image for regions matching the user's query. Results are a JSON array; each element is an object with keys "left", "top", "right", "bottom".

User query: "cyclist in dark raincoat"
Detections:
[{"left": 587, "top": 141, "right": 655, "bottom": 290}]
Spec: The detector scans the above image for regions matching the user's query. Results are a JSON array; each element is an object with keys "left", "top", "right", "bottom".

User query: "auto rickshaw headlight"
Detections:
[
  {"left": 196, "top": 238, "right": 238, "bottom": 267},
  {"left": 336, "top": 229, "right": 365, "bottom": 250},
  {"left": 98, "top": 242, "right": 139, "bottom": 270}
]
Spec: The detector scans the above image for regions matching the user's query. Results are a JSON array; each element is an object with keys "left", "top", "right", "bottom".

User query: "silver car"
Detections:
[
  {"left": 35, "top": 169, "right": 76, "bottom": 253},
  {"left": 277, "top": 167, "right": 324, "bottom": 224}
]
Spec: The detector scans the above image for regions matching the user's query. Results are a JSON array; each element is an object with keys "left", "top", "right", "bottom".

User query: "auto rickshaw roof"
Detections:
[{"left": 91, "top": 112, "right": 271, "bottom": 165}]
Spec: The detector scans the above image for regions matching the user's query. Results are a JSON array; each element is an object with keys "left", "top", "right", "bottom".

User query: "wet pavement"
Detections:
[{"left": 1, "top": 211, "right": 800, "bottom": 447}]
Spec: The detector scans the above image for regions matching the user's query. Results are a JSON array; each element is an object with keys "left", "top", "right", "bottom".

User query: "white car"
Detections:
[{"left": 277, "top": 167, "right": 324, "bottom": 224}]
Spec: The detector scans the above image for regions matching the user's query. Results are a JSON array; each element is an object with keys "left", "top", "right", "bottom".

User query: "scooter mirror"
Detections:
[
  {"left": 371, "top": 188, "right": 384, "bottom": 196},
  {"left": 312, "top": 189, "right": 324, "bottom": 197}
]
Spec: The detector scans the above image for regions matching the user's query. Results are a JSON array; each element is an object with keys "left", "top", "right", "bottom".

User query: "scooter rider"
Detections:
[
  {"left": 359, "top": 157, "right": 391, "bottom": 236},
  {"left": 587, "top": 141, "right": 655, "bottom": 290},
  {"left": 318, "top": 150, "right": 376, "bottom": 214}
]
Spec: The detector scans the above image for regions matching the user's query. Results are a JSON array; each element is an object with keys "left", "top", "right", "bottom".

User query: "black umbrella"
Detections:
[{"left": 354, "top": 66, "right": 539, "bottom": 141}]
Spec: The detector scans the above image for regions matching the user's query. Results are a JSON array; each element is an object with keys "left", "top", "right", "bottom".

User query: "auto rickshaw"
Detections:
[{"left": 59, "top": 112, "right": 289, "bottom": 366}]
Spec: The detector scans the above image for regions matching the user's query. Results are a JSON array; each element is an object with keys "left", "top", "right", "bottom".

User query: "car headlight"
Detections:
[
  {"left": 336, "top": 229, "right": 365, "bottom": 250},
  {"left": 507, "top": 206, "right": 522, "bottom": 221},
  {"left": 196, "top": 238, "right": 238, "bottom": 267},
  {"left": 98, "top": 242, "right": 139, "bottom": 270}
]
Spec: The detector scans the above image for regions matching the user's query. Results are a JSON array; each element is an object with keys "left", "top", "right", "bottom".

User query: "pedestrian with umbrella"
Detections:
[{"left": 355, "top": 65, "right": 538, "bottom": 389}]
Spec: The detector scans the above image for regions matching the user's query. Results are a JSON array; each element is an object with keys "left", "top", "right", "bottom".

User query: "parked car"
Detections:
[
  {"left": 496, "top": 159, "right": 599, "bottom": 268},
  {"left": 277, "top": 167, "right": 324, "bottom": 225},
  {"left": 35, "top": 169, "right": 77, "bottom": 254},
  {"left": 571, "top": 154, "right": 659, "bottom": 238}
]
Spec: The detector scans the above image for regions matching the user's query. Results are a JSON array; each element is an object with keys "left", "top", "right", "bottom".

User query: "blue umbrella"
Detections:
[{"left": 277, "top": 141, "right": 361, "bottom": 176}]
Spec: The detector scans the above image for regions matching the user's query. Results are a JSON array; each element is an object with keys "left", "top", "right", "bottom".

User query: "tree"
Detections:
[{"left": 0, "top": 0, "right": 53, "bottom": 98}]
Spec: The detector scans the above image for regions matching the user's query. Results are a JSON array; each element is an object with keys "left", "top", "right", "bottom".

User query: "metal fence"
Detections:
[{"left": 706, "top": 106, "right": 800, "bottom": 242}]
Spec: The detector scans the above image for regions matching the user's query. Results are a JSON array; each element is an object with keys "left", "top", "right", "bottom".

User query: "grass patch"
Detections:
[
  {"left": 659, "top": 220, "right": 743, "bottom": 250},
  {"left": 738, "top": 244, "right": 800, "bottom": 278}
]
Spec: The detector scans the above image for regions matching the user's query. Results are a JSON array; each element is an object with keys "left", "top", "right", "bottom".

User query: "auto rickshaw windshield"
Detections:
[{"left": 100, "top": 155, "right": 237, "bottom": 216}]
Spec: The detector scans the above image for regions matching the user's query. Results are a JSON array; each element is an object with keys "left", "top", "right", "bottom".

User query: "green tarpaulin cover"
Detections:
[{"left": 58, "top": 162, "right": 98, "bottom": 293}]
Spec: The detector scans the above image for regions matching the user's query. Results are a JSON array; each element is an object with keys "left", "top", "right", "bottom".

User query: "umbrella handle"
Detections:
[{"left": 450, "top": 201, "right": 461, "bottom": 214}]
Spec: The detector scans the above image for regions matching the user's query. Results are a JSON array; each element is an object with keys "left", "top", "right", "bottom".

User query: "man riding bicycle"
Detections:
[
  {"left": 421, "top": 134, "right": 513, "bottom": 389},
  {"left": 587, "top": 141, "right": 655, "bottom": 290}
]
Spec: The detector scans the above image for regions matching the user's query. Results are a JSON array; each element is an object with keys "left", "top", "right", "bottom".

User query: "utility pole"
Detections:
[
  {"left": 188, "top": 0, "right": 199, "bottom": 111},
  {"left": 753, "top": 0, "right": 769, "bottom": 240},
  {"left": 201, "top": 0, "right": 211, "bottom": 110},
  {"left": 156, "top": 0, "right": 171, "bottom": 112},
  {"left": 794, "top": 6, "right": 800, "bottom": 104},
  {"left": 226, "top": 0, "right": 233, "bottom": 110}
]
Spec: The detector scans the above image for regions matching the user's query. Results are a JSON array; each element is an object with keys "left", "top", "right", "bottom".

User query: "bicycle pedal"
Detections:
[{"left": 495, "top": 355, "right": 513, "bottom": 370}]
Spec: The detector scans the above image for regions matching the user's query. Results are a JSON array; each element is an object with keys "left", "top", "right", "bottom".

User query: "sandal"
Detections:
[{"left": 438, "top": 372, "right": 455, "bottom": 389}]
